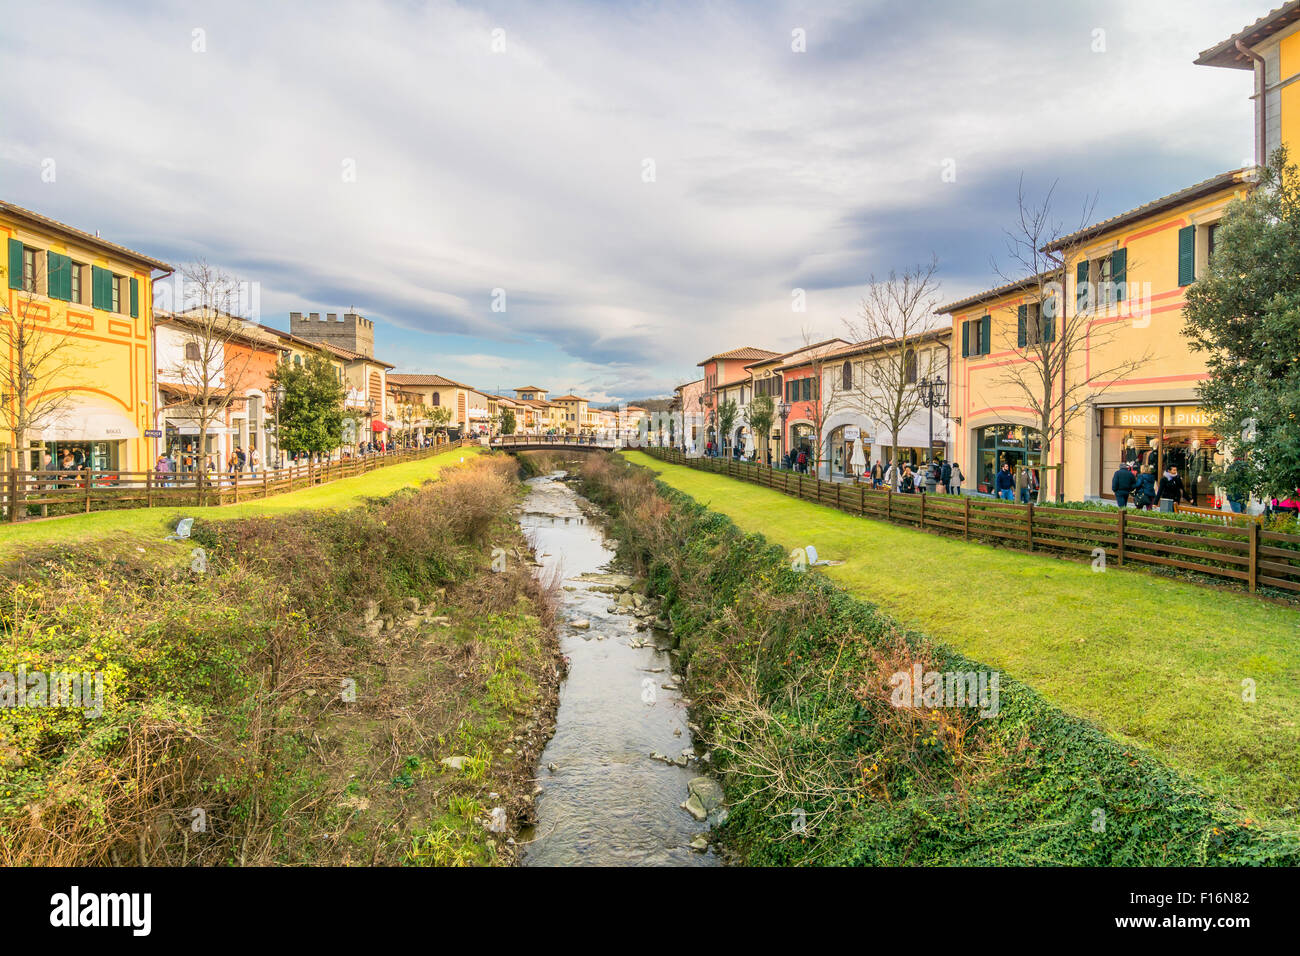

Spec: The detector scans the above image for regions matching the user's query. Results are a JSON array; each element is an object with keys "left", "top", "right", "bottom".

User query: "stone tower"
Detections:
[{"left": 288, "top": 311, "right": 374, "bottom": 358}]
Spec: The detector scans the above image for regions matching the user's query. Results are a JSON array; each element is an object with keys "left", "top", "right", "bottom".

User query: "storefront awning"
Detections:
[
  {"left": 36, "top": 406, "right": 140, "bottom": 443},
  {"left": 371, "top": 419, "right": 389, "bottom": 432}
]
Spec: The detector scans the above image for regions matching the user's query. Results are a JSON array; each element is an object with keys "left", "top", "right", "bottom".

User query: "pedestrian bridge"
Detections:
[{"left": 490, "top": 435, "right": 628, "bottom": 452}]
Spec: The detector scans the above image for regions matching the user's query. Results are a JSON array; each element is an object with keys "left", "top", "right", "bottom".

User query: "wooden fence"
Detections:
[
  {"left": 1, "top": 438, "right": 482, "bottom": 523},
  {"left": 639, "top": 448, "right": 1300, "bottom": 596}
]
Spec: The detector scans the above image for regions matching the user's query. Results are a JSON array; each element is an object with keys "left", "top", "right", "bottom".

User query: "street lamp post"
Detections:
[
  {"left": 778, "top": 401, "right": 791, "bottom": 467},
  {"left": 273, "top": 385, "right": 286, "bottom": 471},
  {"left": 918, "top": 374, "right": 948, "bottom": 484}
]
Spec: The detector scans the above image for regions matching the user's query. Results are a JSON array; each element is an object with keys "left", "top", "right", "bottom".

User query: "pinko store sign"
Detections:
[{"left": 1114, "top": 405, "right": 1210, "bottom": 429}]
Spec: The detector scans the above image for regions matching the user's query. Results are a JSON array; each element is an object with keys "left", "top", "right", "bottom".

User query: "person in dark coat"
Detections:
[
  {"left": 1134, "top": 466, "right": 1156, "bottom": 509},
  {"left": 995, "top": 463, "right": 1015, "bottom": 501},
  {"left": 1157, "top": 466, "right": 1186, "bottom": 512},
  {"left": 1111, "top": 464, "right": 1137, "bottom": 508}
]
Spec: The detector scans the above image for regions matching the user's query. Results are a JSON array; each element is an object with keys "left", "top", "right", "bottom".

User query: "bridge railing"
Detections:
[{"left": 492, "top": 435, "right": 618, "bottom": 448}]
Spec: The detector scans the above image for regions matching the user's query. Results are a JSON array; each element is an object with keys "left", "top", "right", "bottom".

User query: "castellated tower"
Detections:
[{"left": 288, "top": 311, "right": 375, "bottom": 358}]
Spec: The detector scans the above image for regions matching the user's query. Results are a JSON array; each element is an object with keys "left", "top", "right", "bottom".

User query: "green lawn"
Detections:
[
  {"left": 0, "top": 446, "right": 485, "bottom": 549},
  {"left": 622, "top": 451, "right": 1300, "bottom": 819}
]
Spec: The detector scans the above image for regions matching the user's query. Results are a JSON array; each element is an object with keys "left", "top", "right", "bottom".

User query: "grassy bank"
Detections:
[
  {"left": 580, "top": 454, "right": 1300, "bottom": 865},
  {"left": 0, "top": 445, "right": 485, "bottom": 549},
  {"left": 620, "top": 451, "right": 1299, "bottom": 822},
  {"left": 0, "top": 453, "right": 560, "bottom": 866}
]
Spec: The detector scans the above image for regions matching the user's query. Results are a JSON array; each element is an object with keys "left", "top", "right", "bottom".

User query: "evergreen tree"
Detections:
[
  {"left": 1184, "top": 148, "right": 1300, "bottom": 501},
  {"left": 270, "top": 354, "right": 347, "bottom": 457}
]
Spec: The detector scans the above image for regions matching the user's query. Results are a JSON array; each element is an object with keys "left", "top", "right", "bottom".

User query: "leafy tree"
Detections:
[
  {"left": 500, "top": 407, "right": 516, "bottom": 435},
  {"left": 747, "top": 394, "right": 775, "bottom": 464},
  {"left": 716, "top": 399, "right": 738, "bottom": 455},
  {"left": 429, "top": 405, "right": 452, "bottom": 439},
  {"left": 269, "top": 354, "right": 346, "bottom": 457},
  {"left": 1184, "top": 147, "right": 1300, "bottom": 501}
]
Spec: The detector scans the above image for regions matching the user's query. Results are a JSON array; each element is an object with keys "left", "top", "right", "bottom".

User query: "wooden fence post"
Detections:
[
  {"left": 1249, "top": 519, "right": 1259, "bottom": 592},
  {"left": 8, "top": 469, "right": 19, "bottom": 523},
  {"left": 1026, "top": 502, "right": 1034, "bottom": 551},
  {"left": 886, "top": 488, "right": 892, "bottom": 522},
  {"left": 919, "top": 492, "right": 926, "bottom": 528},
  {"left": 1117, "top": 509, "right": 1126, "bottom": 566},
  {"left": 233, "top": 469, "right": 240, "bottom": 503},
  {"left": 147, "top": 470, "right": 154, "bottom": 508},
  {"left": 84, "top": 469, "right": 91, "bottom": 513},
  {"left": 963, "top": 496, "right": 970, "bottom": 540}
]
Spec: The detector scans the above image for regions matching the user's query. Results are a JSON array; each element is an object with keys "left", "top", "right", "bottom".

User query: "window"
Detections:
[
  {"left": 70, "top": 262, "right": 83, "bottom": 303},
  {"left": 960, "top": 316, "right": 992, "bottom": 357},
  {"left": 842, "top": 361, "right": 852, "bottom": 390},
  {"left": 293, "top": 354, "right": 302, "bottom": 367},
  {"left": 22, "top": 247, "right": 38, "bottom": 293},
  {"left": 184, "top": 341, "right": 201, "bottom": 362},
  {"left": 432, "top": 392, "right": 441, "bottom": 406},
  {"left": 110, "top": 275, "right": 121, "bottom": 313},
  {"left": 904, "top": 349, "right": 918, "bottom": 384}
]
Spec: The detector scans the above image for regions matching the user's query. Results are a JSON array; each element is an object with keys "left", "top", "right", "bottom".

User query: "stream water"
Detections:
[{"left": 518, "top": 472, "right": 720, "bottom": 866}]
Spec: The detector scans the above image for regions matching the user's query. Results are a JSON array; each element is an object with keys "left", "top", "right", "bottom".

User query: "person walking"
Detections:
[
  {"left": 1111, "top": 462, "right": 1136, "bottom": 508},
  {"left": 1133, "top": 466, "right": 1156, "bottom": 510},
  {"left": 948, "top": 461, "right": 963, "bottom": 495},
  {"left": 940, "top": 460, "right": 952, "bottom": 495},
  {"left": 995, "top": 463, "right": 1014, "bottom": 502},
  {"left": 1157, "top": 466, "right": 1186, "bottom": 513},
  {"left": 249, "top": 448, "right": 260, "bottom": 476},
  {"left": 1015, "top": 465, "right": 1029, "bottom": 503},
  {"left": 900, "top": 465, "right": 915, "bottom": 494},
  {"left": 871, "top": 460, "right": 883, "bottom": 489}
]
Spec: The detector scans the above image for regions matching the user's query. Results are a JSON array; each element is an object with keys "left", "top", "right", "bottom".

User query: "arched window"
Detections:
[
  {"left": 293, "top": 354, "right": 302, "bottom": 367},
  {"left": 841, "top": 361, "right": 852, "bottom": 390},
  {"left": 432, "top": 392, "right": 441, "bottom": 406},
  {"left": 904, "top": 349, "right": 918, "bottom": 384},
  {"left": 184, "top": 342, "right": 201, "bottom": 362}
]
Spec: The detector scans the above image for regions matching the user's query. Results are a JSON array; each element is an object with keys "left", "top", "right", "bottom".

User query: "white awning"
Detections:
[{"left": 35, "top": 406, "right": 140, "bottom": 443}]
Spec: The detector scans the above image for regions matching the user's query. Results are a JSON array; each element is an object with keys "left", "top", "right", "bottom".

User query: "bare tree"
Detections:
[
  {"left": 991, "top": 180, "right": 1151, "bottom": 502},
  {"left": 839, "top": 260, "right": 944, "bottom": 488},
  {"left": 789, "top": 331, "right": 852, "bottom": 475},
  {"left": 0, "top": 260, "right": 90, "bottom": 470},
  {"left": 159, "top": 261, "right": 256, "bottom": 474}
]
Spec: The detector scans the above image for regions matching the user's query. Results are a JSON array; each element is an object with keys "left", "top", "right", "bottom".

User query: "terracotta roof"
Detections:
[
  {"left": 776, "top": 338, "right": 880, "bottom": 372},
  {"left": 0, "top": 199, "right": 173, "bottom": 272},
  {"left": 1195, "top": 1, "right": 1300, "bottom": 69},
  {"left": 697, "top": 346, "right": 780, "bottom": 366},
  {"left": 552, "top": 394, "right": 588, "bottom": 402},
  {"left": 311, "top": 340, "right": 396, "bottom": 369},
  {"left": 819, "top": 327, "right": 952, "bottom": 363},
  {"left": 513, "top": 386, "right": 548, "bottom": 393},
  {"left": 155, "top": 309, "right": 283, "bottom": 351},
  {"left": 1046, "top": 169, "right": 1254, "bottom": 251},
  {"left": 936, "top": 271, "right": 1060, "bottom": 315},
  {"left": 388, "top": 372, "right": 474, "bottom": 389},
  {"left": 744, "top": 338, "right": 850, "bottom": 368}
]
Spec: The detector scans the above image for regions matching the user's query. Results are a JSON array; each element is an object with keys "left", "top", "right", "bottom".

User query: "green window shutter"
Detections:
[
  {"left": 1017, "top": 305, "right": 1027, "bottom": 347},
  {"left": 980, "top": 314, "right": 991, "bottom": 355},
  {"left": 1111, "top": 248, "right": 1127, "bottom": 301},
  {"left": 91, "top": 265, "right": 109, "bottom": 309},
  {"left": 961, "top": 320, "right": 969, "bottom": 357},
  {"left": 1076, "top": 259, "right": 1089, "bottom": 311},
  {"left": 130, "top": 277, "right": 139, "bottom": 317},
  {"left": 7, "top": 239, "right": 23, "bottom": 290},
  {"left": 46, "top": 251, "right": 68, "bottom": 301},
  {"left": 1177, "top": 225, "right": 1195, "bottom": 286},
  {"left": 1043, "top": 303, "right": 1055, "bottom": 341}
]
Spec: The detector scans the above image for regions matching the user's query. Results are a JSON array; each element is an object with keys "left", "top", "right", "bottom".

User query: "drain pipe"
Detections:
[{"left": 1237, "top": 39, "right": 1267, "bottom": 166}]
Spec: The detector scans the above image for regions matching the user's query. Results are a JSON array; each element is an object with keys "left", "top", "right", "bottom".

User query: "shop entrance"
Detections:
[{"left": 976, "top": 424, "right": 1044, "bottom": 494}]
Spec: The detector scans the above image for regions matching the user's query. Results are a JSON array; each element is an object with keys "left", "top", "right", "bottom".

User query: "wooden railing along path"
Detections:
[
  {"left": 637, "top": 447, "right": 1300, "bottom": 596},
  {"left": 1, "top": 438, "right": 481, "bottom": 524}
]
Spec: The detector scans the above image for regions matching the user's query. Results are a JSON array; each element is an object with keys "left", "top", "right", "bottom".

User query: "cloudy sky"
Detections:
[{"left": 0, "top": 0, "right": 1265, "bottom": 402}]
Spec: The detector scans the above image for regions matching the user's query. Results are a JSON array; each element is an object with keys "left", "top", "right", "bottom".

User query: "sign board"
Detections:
[
  {"left": 844, "top": 426, "right": 860, "bottom": 441},
  {"left": 144, "top": 429, "right": 163, "bottom": 438}
]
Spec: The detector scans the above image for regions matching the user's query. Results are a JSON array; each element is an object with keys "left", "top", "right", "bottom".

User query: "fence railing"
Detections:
[
  {"left": 1, "top": 438, "right": 481, "bottom": 523},
  {"left": 637, "top": 448, "right": 1300, "bottom": 596},
  {"left": 492, "top": 434, "right": 617, "bottom": 448}
]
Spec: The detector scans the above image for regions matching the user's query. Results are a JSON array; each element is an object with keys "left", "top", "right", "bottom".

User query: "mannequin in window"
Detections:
[
  {"left": 1123, "top": 435, "right": 1139, "bottom": 465},
  {"left": 1144, "top": 437, "right": 1160, "bottom": 473}
]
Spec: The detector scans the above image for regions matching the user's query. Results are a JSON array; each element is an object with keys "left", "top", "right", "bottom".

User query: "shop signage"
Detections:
[
  {"left": 1115, "top": 407, "right": 1160, "bottom": 428},
  {"left": 144, "top": 429, "right": 162, "bottom": 438},
  {"left": 845, "top": 426, "right": 860, "bottom": 441},
  {"left": 1167, "top": 405, "right": 1211, "bottom": 428}
]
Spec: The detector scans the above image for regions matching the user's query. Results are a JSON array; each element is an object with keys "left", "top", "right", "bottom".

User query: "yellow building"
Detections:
[
  {"left": 938, "top": 3, "right": 1300, "bottom": 503},
  {"left": 943, "top": 170, "right": 1254, "bottom": 501},
  {"left": 552, "top": 394, "right": 590, "bottom": 434},
  {"left": 2, "top": 200, "right": 171, "bottom": 472}
]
